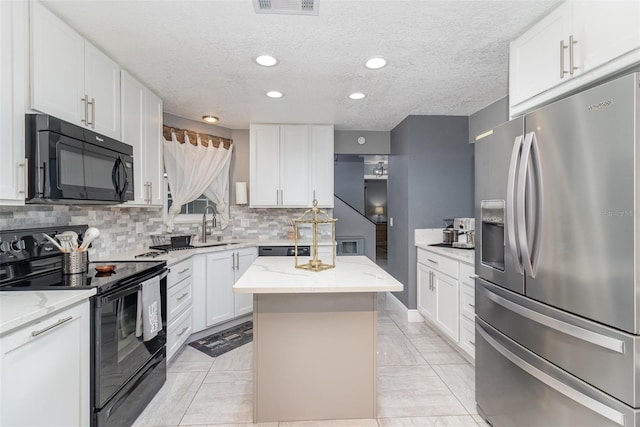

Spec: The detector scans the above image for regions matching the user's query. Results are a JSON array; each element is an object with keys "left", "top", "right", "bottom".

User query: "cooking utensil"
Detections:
[
  {"left": 59, "top": 231, "right": 79, "bottom": 251},
  {"left": 79, "top": 227, "right": 100, "bottom": 251},
  {"left": 43, "top": 233, "right": 65, "bottom": 252},
  {"left": 56, "top": 233, "right": 75, "bottom": 252},
  {"left": 95, "top": 264, "right": 116, "bottom": 273}
]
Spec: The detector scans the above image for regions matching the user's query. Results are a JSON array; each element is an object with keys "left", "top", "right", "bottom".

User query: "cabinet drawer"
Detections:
[
  {"left": 167, "top": 276, "right": 192, "bottom": 324},
  {"left": 168, "top": 258, "right": 193, "bottom": 287},
  {"left": 459, "top": 262, "right": 475, "bottom": 287},
  {"left": 459, "top": 315, "right": 475, "bottom": 358},
  {"left": 417, "top": 249, "right": 458, "bottom": 279},
  {"left": 460, "top": 281, "right": 475, "bottom": 321},
  {"left": 167, "top": 308, "right": 192, "bottom": 362}
]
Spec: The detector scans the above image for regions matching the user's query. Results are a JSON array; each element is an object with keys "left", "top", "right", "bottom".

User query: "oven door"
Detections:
[
  {"left": 41, "top": 131, "right": 133, "bottom": 202},
  {"left": 94, "top": 270, "right": 167, "bottom": 408}
]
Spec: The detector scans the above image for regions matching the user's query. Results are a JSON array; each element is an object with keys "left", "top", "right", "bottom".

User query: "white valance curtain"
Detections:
[{"left": 163, "top": 132, "right": 233, "bottom": 231}]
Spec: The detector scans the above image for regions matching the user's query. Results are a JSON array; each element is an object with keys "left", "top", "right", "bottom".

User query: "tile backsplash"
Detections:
[{"left": 0, "top": 205, "right": 332, "bottom": 257}]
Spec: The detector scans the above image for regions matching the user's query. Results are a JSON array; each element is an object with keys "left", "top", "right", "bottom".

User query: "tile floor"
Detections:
[{"left": 133, "top": 296, "right": 489, "bottom": 427}]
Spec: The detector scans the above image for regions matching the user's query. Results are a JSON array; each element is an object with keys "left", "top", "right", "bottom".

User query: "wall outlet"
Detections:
[
  {"left": 136, "top": 222, "right": 143, "bottom": 234},
  {"left": 241, "top": 219, "right": 250, "bottom": 228}
]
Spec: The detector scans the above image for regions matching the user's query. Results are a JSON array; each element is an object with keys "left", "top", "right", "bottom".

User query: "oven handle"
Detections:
[{"left": 102, "top": 268, "right": 168, "bottom": 303}]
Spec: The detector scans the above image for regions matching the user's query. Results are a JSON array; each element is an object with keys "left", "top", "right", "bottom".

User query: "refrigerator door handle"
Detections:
[
  {"left": 517, "top": 132, "right": 534, "bottom": 277},
  {"left": 484, "top": 287, "right": 626, "bottom": 354},
  {"left": 506, "top": 135, "right": 524, "bottom": 274},
  {"left": 477, "top": 322, "right": 626, "bottom": 426},
  {"left": 529, "top": 132, "right": 544, "bottom": 277}
]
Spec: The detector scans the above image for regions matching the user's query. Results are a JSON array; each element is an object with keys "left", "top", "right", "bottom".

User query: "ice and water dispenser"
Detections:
[{"left": 481, "top": 200, "right": 505, "bottom": 271}]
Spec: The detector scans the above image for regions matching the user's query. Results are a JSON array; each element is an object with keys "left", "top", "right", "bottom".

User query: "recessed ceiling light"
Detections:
[
  {"left": 349, "top": 92, "right": 366, "bottom": 100},
  {"left": 255, "top": 55, "right": 278, "bottom": 67},
  {"left": 365, "top": 57, "right": 387, "bottom": 69},
  {"left": 202, "top": 115, "right": 219, "bottom": 124},
  {"left": 266, "top": 91, "right": 284, "bottom": 98}
]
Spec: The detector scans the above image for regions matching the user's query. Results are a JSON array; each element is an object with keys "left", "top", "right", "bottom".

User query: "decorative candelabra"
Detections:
[{"left": 293, "top": 199, "right": 337, "bottom": 272}]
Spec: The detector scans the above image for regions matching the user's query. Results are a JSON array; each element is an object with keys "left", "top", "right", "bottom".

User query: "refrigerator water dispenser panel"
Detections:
[{"left": 481, "top": 200, "right": 505, "bottom": 271}]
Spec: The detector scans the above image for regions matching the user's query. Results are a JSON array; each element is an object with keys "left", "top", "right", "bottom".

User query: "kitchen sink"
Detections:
[{"left": 193, "top": 242, "right": 230, "bottom": 248}]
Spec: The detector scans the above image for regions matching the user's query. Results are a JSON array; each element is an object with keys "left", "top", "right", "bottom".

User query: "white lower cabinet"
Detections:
[
  {"left": 166, "top": 258, "right": 193, "bottom": 362},
  {"left": 0, "top": 300, "right": 91, "bottom": 427},
  {"left": 192, "top": 247, "right": 258, "bottom": 334},
  {"left": 416, "top": 247, "right": 475, "bottom": 360}
]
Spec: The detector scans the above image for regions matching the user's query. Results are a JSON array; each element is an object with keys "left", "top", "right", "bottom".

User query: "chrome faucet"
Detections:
[{"left": 202, "top": 205, "right": 217, "bottom": 243}]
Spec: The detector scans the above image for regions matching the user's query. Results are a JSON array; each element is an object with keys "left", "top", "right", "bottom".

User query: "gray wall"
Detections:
[
  {"left": 163, "top": 113, "right": 232, "bottom": 139},
  {"left": 468, "top": 96, "right": 509, "bottom": 142},
  {"left": 334, "top": 155, "right": 365, "bottom": 214},
  {"left": 388, "top": 116, "right": 472, "bottom": 309},
  {"left": 335, "top": 130, "right": 390, "bottom": 155}
]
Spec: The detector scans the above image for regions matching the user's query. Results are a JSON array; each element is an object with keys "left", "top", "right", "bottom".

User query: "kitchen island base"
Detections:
[{"left": 253, "top": 292, "right": 377, "bottom": 423}]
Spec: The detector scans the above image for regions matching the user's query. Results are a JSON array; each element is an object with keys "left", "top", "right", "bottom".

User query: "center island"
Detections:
[{"left": 233, "top": 255, "right": 403, "bottom": 423}]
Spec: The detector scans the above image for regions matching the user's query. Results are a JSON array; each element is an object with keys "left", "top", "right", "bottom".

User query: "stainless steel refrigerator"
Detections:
[{"left": 474, "top": 72, "right": 640, "bottom": 426}]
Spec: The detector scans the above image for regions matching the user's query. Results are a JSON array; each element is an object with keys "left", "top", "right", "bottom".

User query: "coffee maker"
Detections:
[{"left": 452, "top": 217, "right": 475, "bottom": 248}]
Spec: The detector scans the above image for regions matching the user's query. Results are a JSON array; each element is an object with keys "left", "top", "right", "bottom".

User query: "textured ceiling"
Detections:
[{"left": 42, "top": 0, "right": 559, "bottom": 130}]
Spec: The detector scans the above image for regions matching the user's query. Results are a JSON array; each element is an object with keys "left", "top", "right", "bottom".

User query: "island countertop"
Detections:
[{"left": 233, "top": 255, "right": 403, "bottom": 294}]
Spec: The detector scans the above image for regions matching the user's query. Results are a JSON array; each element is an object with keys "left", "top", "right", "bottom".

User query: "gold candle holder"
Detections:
[{"left": 293, "top": 199, "right": 337, "bottom": 272}]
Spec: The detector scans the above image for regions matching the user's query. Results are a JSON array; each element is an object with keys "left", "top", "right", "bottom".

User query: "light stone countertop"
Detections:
[
  {"left": 93, "top": 239, "right": 335, "bottom": 267},
  {"left": 234, "top": 255, "right": 403, "bottom": 294},
  {"left": 415, "top": 243, "right": 475, "bottom": 265},
  {"left": 0, "top": 289, "right": 96, "bottom": 336}
]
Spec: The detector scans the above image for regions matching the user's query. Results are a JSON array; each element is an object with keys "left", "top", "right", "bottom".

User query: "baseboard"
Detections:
[{"left": 386, "top": 292, "right": 424, "bottom": 323}]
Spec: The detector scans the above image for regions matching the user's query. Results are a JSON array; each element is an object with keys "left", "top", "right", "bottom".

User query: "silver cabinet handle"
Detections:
[
  {"left": 88, "top": 97, "right": 96, "bottom": 128},
  {"left": 81, "top": 95, "right": 89, "bottom": 125},
  {"left": 506, "top": 135, "right": 524, "bottom": 274},
  {"left": 176, "top": 326, "right": 189, "bottom": 337},
  {"left": 31, "top": 316, "right": 73, "bottom": 337},
  {"left": 276, "top": 189, "right": 279, "bottom": 205},
  {"left": 18, "top": 160, "right": 27, "bottom": 195},
  {"left": 560, "top": 40, "right": 568, "bottom": 78},
  {"left": 469, "top": 275, "right": 478, "bottom": 280},
  {"left": 178, "top": 268, "right": 190, "bottom": 274},
  {"left": 426, "top": 258, "right": 438, "bottom": 264},
  {"left": 148, "top": 182, "right": 153, "bottom": 203},
  {"left": 280, "top": 189, "right": 283, "bottom": 205},
  {"left": 485, "top": 288, "right": 625, "bottom": 354},
  {"left": 469, "top": 304, "right": 475, "bottom": 309},
  {"left": 469, "top": 340, "right": 475, "bottom": 346},
  {"left": 176, "top": 292, "right": 189, "bottom": 301},
  {"left": 477, "top": 322, "right": 625, "bottom": 426},
  {"left": 569, "top": 35, "right": 578, "bottom": 75},
  {"left": 236, "top": 252, "right": 239, "bottom": 270}
]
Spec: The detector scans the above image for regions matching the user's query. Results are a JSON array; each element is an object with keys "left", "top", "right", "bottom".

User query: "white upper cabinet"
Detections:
[
  {"left": 121, "top": 70, "right": 164, "bottom": 207},
  {"left": 509, "top": 2, "right": 572, "bottom": 108},
  {"left": 250, "top": 123, "right": 334, "bottom": 208},
  {"left": 309, "top": 125, "right": 334, "bottom": 208},
  {"left": 279, "top": 125, "right": 310, "bottom": 207},
  {"left": 509, "top": 1, "right": 640, "bottom": 116},
  {"left": 31, "top": 0, "right": 121, "bottom": 139},
  {"left": 250, "top": 124, "right": 281, "bottom": 206},
  {"left": 0, "top": 0, "right": 27, "bottom": 205}
]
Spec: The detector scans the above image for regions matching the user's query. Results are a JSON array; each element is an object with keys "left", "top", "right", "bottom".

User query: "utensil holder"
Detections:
[{"left": 63, "top": 251, "right": 88, "bottom": 274}]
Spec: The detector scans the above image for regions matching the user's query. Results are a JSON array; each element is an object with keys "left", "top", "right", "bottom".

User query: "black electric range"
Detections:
[{"left": 0, "top": 225, "right": 165, "bottom": 293}]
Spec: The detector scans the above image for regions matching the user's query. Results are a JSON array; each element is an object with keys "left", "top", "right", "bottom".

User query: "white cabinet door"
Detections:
[
  {"left": 509, "top": 2, "right": 572, "bottom": 108},
  {"left": 310, "top": 125, "right": 334, "bottom": 208},
  {"left": 250, "top": 124, "right": 280, "bottom": 207},
  {"left": 84, "top": 41, "right": 120, "bottom": 139},
  {"left": 234, "top": 247, "right": 257, "bottom": 317},
  {"left": 573, "top": 1, "right": 640, "bottom": 74},
  {"left": 0, "top": 0, "right": 27, "bottom": 204},
  {"left": 31, "top": 0, "right": 85, "bottom": 126},
  {"left": 417, "top": 263, "right": 436, "bottom": 322},
  {"left": 0, "top": 301, "right": 90, "bottom": 427},
  {"left": 206, "top": 251, "right": 235, "bottom": 326},
  {"left": 145, "top": 89, "right": 164, "bottom": 206},
  {"left": 435, "top": 270, "right": 459, "bottom": 342},
  {"left": 121, "top": 70, "right": 146, "bottom": 204},
  {"left": 280, "top": 125, "right": 310, "bottom": 207}
]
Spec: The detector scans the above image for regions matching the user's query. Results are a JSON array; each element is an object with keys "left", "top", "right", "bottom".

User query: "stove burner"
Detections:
[{"left": 135, "top": 251, "right": 165, "bottom": 258}]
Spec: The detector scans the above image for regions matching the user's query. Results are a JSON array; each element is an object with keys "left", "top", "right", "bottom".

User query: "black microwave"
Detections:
[{"left": 25, "top": 114, "right": 134, "bottom": 204}]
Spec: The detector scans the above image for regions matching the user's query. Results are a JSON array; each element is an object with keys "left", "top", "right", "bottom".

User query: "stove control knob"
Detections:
[
  {"left": 0, "top": 241, "right": 10, "bottom": 252},
  {"left": 10, "top": 239, "right": 25, "bottom": 252}
]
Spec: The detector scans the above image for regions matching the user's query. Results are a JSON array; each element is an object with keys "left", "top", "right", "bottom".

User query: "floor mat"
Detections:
[{"left": 188, "top": 321, "right": 253, "bottom": 357}]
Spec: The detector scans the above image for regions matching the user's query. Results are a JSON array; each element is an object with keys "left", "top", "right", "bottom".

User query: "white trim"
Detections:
[{"left": 385, "top": 292, "right": 424, "bottom": 323}]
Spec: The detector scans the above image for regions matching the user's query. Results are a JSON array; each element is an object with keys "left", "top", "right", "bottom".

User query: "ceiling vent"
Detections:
[{"left": 253, "top": 0, "right": 318, "bottom": 16}]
